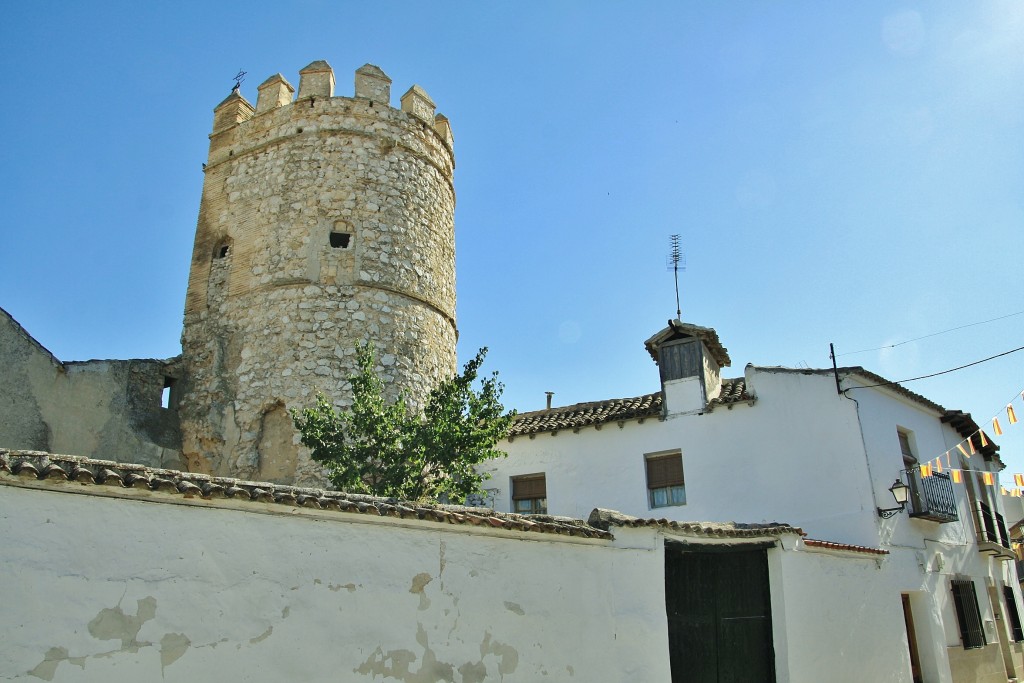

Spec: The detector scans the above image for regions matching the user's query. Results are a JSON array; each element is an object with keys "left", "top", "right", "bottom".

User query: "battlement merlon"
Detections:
[
  {"left": 355, "top": 64, "right": 392, "bottom": 105},
  {"left": 297, "top": 60, "right": 335, "bottom": 100},
  {"left": 212, "top": 91, "right": 255, "bottom": 135},
  {"left": 401, "top": 85, "right": 436, "bottom": 123},
  {"left": 256, "top": 74, "right": 295, "bottom": 114}
]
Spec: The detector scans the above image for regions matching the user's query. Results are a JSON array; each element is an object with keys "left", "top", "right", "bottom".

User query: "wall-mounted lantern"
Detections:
[{"left": 877, "top": 479, "right": 911, "bottom": 519}]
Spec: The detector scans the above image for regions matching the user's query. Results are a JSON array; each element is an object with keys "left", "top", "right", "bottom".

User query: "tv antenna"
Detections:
[
  {"left": 232, "top": 69, "right": 247, "bottom": 93},
  {"left": 667, "top": 234, "right": 685, "bottom": 320}
]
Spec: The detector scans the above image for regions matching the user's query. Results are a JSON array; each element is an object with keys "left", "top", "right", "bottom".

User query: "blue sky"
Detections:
[{"left": 2, "top": 2, "right": 1023, "bottom": 476}]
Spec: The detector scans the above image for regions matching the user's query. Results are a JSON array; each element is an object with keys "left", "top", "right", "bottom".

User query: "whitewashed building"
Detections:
[{"left": 483, "top": 319, "right": 1024, "bottom": 683}]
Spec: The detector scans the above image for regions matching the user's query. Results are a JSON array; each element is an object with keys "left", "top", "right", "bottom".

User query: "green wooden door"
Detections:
[{"left": 665, "top": 543, "right": 775, "bottom": 682}]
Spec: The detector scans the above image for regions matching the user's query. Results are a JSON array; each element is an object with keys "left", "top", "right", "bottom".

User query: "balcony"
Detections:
[
  {"left": 905, "top": 470, "right": 958, "bottom": 523},
  {"left": 975, "top": 501, "right": 1015, "bottom": 560}
]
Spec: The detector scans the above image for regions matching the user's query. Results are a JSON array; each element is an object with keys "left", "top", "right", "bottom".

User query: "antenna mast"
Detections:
[{"left": 667, "top": 235, "right": 685, "bottom": 320}]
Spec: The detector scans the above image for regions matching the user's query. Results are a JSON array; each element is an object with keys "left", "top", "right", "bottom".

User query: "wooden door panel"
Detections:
[{"left": 665, "top": 543, "right": 775, "bottom": 683}]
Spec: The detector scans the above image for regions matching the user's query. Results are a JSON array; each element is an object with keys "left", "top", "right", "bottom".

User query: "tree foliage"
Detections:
[{"left": 291, "top": 344, "right": 515, "bottom": 501}]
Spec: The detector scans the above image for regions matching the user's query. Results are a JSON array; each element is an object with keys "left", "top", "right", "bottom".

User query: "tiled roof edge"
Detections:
[
  {"left": 509, "top": 392, "right": 663, "bottom": 437},
  {"left": 587, "top": 508, "right": 803, "bottom": 538},
  {"left": 510, "top": 379, "right": 752, "bottom": 437},
  {"left": 0, "top": 450, "right": 612, "bottom": 541},
  {"left": 803, "top": 538, "right": 890, "bottom": 556}
]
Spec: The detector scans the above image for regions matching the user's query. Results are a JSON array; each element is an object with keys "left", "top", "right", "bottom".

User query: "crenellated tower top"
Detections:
[{"left": 210, "top": 60, "right": 452, "bottom": 153}]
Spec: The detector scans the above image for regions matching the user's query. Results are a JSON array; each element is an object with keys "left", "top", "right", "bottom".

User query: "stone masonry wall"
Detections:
[
  {"left": 0, "top": 307, "right": 182, "bottom": 467},
  {"left": 179, "top": 62, "right": 457, "bottom": 486}
]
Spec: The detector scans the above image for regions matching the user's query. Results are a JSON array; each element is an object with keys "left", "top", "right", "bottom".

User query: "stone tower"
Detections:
[{"left": 178, "top": 61, "right": 457, "bottom": 486}]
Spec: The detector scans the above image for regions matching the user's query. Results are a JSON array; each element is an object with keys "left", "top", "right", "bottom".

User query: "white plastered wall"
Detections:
[{"left": 1, "top": 484, "right": 671, "bottom": 683}]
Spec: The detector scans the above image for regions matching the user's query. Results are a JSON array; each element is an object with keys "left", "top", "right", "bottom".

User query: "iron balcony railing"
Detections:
[
  {"left": 975, "top": 501, "right": 1011, "bottom": 547},
  {"left": 905, "top": 469, "right": 958, "bottom": 523}
]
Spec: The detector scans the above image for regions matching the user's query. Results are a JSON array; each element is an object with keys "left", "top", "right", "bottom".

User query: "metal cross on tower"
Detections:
[{"left": 232, "top": 69, "right": 247, "bottom": 92}]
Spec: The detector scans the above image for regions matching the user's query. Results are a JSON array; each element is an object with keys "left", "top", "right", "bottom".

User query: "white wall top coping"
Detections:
[{"left": 0, "top": 450, "right": 612, "bottom": 541}]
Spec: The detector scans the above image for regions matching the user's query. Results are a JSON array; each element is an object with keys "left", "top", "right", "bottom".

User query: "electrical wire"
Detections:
[
  {"left": 837, "top": 309, "right": 1024, "bottom": 357},
  {"left": 847, "top": 345, "right": 1024, "bottom": 390}
]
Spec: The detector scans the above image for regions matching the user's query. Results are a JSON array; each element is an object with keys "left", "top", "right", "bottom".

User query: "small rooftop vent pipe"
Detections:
[{"left": 545, "top": 392, "right": 554, "bottom": 410}]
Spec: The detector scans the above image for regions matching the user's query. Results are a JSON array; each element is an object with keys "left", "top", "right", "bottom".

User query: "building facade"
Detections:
[{"left": 482, "top": 320, "right": 1024, "bottom": 682}]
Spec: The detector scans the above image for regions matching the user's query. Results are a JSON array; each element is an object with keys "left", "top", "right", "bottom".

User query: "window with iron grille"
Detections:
[
  {"left": 646, "top": 451, "right": 685, "bottom": 508},
  {"left": 1004, "top": 585, "right": 1024, "bottom": 643},
  {"left": 951, "top": 579, "right": 986, "bottom": 649},
  {"left": 511, "top": 474, "right": 546, "bottom": 515}
]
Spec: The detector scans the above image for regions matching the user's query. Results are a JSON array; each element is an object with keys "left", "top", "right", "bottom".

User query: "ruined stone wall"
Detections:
[
  {"left": 179, "top": 61, "right": 457, "bottom": 486},
  {"left": 0, "top": 308, "right": 182, "bottom": 467}
]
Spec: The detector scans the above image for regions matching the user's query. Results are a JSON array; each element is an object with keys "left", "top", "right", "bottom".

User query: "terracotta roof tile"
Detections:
[
  {"left": 510, "top": 378, "right": 753, "bottom": 437},
  {"left": 707, "top": 378, "right": 754, "bottom": 410},
  {"left": 803, "top": 539, "right": 889, "bottom": 556},
  {"left": 0, "top": 450, "right": 612, "bottom": 541},
  {"left": 510, "top": 393, "right": 663, "bottom": 437},
  {"left": 587, "top": 508, "right": 803, "bottom": 538}
]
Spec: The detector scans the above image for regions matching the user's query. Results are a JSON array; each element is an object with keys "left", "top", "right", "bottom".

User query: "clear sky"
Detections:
[{"left": 2, "top": 2, "right": 1023, "bottom": 477}]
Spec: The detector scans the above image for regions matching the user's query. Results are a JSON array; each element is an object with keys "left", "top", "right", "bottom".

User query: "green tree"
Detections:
[{"left": 291, "top": 344, "right": 516, "bottom": 502}]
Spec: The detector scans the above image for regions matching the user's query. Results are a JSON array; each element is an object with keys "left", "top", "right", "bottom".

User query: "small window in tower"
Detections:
[
  {"left": 330, "top": 232, "right": 351, "bottom": 249},
  {"left": 161, "top": 377, "right": 176, "bottom": 409},
  {"left": 214, "top": 243, "right": 230, "bottom": 259}
]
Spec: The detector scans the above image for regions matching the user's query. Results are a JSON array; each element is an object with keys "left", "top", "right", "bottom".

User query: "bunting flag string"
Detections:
[{"left": 905, "top": 384, "right": 1024, "bottom": 495}]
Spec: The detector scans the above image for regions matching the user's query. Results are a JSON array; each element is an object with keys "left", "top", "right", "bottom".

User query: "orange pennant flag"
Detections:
[
  {"left": 1002, "top": 487, "right": 1009, "bottom": 496},
  {"left": 980, "top": 431, "right": 989, "bottom": 447},
  {"left": 994, "top": 418, "right": 1004, "bottom": 436},
  {"left": 957, "top": 443, "right": 970, "bottom": 458},
  {"left": 1009, "top": 405, "right": 1018, "bottom": 425},
  {"left": 1015, "top": 489, "right": 1023, "bottom": 498},
  {"left": 934, "top": 457, "right": 943, "bottom": 473},
  {"left": 968, "top": 437, "right": 976, "bottom": 455},
  {"left": 921, "top": 463, "right": 933, "bottom": 478},
  {"left": 983, "top": 472, "right": 995, "bottom": 486},
  {"left": 1015, "top": 474, "right": 1024, "bottom": 487},
  {"left": 952, "top": 469, "right": 962, "bottom": 484}
]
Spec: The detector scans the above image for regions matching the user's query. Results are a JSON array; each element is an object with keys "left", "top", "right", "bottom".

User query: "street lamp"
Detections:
[{"left": 877, "top": 479, "right": 911, "bottom": 519}]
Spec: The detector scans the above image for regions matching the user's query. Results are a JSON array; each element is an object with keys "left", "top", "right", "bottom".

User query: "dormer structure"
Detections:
[{"left": 644, "top": 320, "right": 730, "bottom": 416}]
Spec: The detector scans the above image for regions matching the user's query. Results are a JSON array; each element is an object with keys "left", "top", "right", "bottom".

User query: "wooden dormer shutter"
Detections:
[{"left": 646, "top": 453, "right": 684, "bottom": 489}]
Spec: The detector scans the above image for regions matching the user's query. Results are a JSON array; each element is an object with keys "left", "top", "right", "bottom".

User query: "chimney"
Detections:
[{"left": 545, "top": 392, "right": 554, "bottom": 410}]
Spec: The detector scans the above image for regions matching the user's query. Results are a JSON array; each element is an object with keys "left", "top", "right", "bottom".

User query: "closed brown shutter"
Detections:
[
  {"left": 512, "top": 474, "right": 546, "bottom": 500},
  {"left": 647, "top": 454, "right": 684, "bottom": 489}
]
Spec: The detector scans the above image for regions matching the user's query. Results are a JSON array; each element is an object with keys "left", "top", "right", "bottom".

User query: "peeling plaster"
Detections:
[
  {"left": 353, "top": 625, "right": 520, "bottom": 682},
  {"left": 27, "top": 647, "right": 85, "bottom": 681},
  {"left": 480, "top": 631, "right": 519, "bottom": 675},
  {"left": 159, "top": 633, "right": 191, "bottom": 673},
  {"left": 87, "top": 596, "right": 157, "bottom": 650},
  {"left": 24, "top": 593, "right": 289, "bottom": 680},
  {"left": 503, "top": 601, "right": 525, "bottom": 616},
  {"left": 249, "top": 626, "right": 273, "bottom": 644},
  {"left": 409, "top": 572, "right": 433, "bottom": 611}
]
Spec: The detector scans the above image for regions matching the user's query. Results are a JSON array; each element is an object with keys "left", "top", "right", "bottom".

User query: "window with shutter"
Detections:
[
  {"left": 511, "top": 474, "right": 547, "bottom": 514},
  {"left": 950, "top": 579, "right": 986, "bottom": 649},
  {"left": 1004, "top": 585, "right": 1024, "bottom": 643},
  {"left": 646, "top": 451, "right": 685, "bottom": 508}
]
